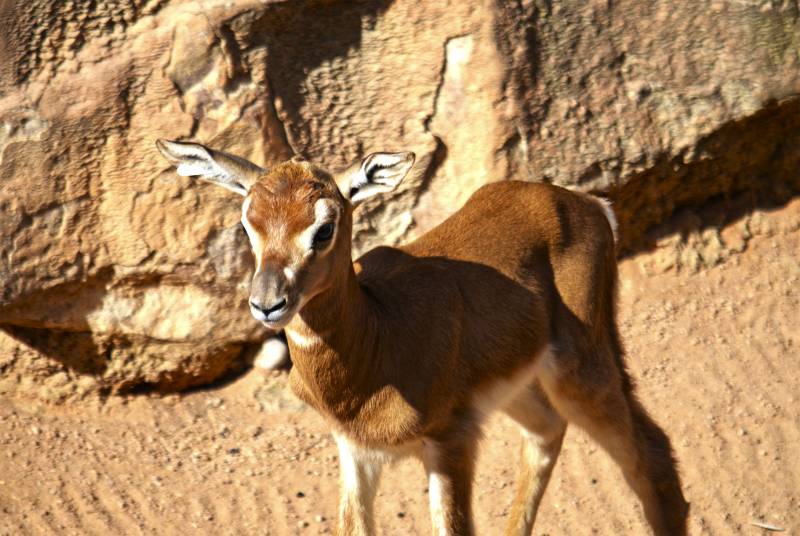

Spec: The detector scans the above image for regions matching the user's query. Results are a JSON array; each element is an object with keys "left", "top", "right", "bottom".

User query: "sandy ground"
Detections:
[{"left": 1, "top": 198, "right": 799, "bottom": 536}]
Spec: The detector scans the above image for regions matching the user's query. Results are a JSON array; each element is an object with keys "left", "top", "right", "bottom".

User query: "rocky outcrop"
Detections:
[{"left": 1, "top": 0, "right": 798, "bottom": 400}]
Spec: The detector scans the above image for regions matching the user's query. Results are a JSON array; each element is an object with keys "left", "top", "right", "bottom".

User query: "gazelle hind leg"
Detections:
[
  {"left": 502, "top": 384, "right": 567, "bottom": 536},
  {"left": 538, "top": 348, "right": 688, "bottom": 536}
]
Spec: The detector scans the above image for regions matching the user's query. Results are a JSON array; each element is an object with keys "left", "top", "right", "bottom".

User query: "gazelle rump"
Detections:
[{"left": 156, "top": 139, "right": 688, "bottom": 535}]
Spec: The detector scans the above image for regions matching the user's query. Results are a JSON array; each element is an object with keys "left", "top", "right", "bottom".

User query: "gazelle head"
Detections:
[{"left": 156, "top": 139, "right": 415, "bottom": 329}]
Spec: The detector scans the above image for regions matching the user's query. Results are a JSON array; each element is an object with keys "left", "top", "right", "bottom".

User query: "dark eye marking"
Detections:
[{"left": 312, "top": 222, "right": 335, "bottom": 247}]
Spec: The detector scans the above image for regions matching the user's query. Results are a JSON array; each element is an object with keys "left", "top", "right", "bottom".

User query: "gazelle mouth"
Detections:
[
  {"left": 256, "top": 315, "right": 294, "bottom": 330},
  {"left": 250, "top": 302, "right": 294, "bottom": 327},
  {"left": 260, "top": 319, "right": 291, "bottom": 330}
]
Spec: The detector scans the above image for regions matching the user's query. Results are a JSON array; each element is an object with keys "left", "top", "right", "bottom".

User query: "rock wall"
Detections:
[{"left": 1, "top": 0, "right": 798, "bottom": 400}]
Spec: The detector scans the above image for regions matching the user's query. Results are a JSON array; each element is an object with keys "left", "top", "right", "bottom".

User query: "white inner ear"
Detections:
[
  {"left": 176, "top": 159, "right": 220, "bottom": 178},
  {"left": 363, "top": 154, "right": 405, "bottom": 184},
  {"left": 298, "top": 199, "right": 339, "bottom": 252},
  {"left": 349, "top": 162, "right": 391, "bottom": 205},
  {"left": 241, "top": 196, "right": 266, "bottom": 270},
  {"left": 166, "top": 144, "right": 217, "bottom": 177},
  {"left": 349, "top": 183, "right": 390, "bottom": 206},
  {"left": 171, "top": 146, "right": 246, "bottom": 195},
  {"left": 180, "top": 160, "right": 246, "bottom": 195},
  {"left": 347, "top": 152, "right": 413, "bottom": 206}
]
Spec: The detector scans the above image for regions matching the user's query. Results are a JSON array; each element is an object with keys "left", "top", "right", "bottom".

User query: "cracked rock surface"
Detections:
[{"left": 0, "top": 0, "right": 798, "bottom": 399}]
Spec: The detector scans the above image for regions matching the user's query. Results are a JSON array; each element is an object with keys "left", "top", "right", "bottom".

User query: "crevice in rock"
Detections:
[
  {"left": 607, "top": 96, "right": 800, "bottom": 256},
  {"left": 119, "top": 343, "right": 254, "bottom": 396},
  {"left": 492, "top": 0, "right": 543, "bottom": 161},
  {"left": 414, "top": 33, "right": 460, "bottom": 207},
  {"left": 214, "top": 22, "right": 248, "bottom": 95},
  {"left": 242, "top": 0, "right": 394, "bottom": 164},
  {"left": 264, "top": 71, "right": 299, "bottom": 159},
  {"left": 176, "top": 339, "right": 265, "bottom": 395},
  {"left": 1, "top": 322, "right": 257, "bottom": 397},
  {"left": 416, "top": 135, "right": 447, "bottom": 202},
  {"left": 1, "top": 324, "right": 112, "bottom": 376}
]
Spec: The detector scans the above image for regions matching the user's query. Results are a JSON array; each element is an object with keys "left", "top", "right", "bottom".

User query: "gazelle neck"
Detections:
[{"left": 284, "top": 261, "right": 378, "bottom": 400}]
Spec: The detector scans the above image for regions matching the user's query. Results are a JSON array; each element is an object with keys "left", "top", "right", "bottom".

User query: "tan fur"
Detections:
[{"left": 157, "top": 142, "right": 688, "bottom": 536}]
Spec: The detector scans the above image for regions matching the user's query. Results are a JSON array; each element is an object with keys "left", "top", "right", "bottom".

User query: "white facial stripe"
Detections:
[
  {"left": 285, "top": 327, "right": 322, "bottom": 349},
  {"left": 241, "top": 196, "right": 266, "bottom": 270},
  {"left": 297, "top": 198, "right": 339, "bottom": 251}
]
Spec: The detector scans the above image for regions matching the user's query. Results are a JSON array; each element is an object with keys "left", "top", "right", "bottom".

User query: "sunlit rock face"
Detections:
[{"left": 1, "top": 0, "right": 798, "bottom": 400}]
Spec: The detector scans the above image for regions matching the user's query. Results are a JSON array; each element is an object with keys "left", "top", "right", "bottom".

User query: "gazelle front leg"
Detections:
[
  {"left": 334, "top": 434, "right": 383, "bottom": 536},
  {"left": 422, "top": 435, "right": 478, "bottom": 536}
]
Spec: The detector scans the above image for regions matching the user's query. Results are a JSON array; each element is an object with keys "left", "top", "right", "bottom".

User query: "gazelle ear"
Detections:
[
  {"left": 338, "top": 152, "right": 415, "bottom": 206},
  {"left": 155, "top": 139, "right": 265, "bottom": 196}
]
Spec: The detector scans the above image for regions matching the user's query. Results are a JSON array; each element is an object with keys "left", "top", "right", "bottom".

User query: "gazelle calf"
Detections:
[{"left": 157, "top": 139, "right": 688, "bottom": 535}]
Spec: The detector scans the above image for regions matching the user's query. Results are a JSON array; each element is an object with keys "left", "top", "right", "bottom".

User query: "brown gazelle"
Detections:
[{"left": 156, "top": 139, "right": 688, "bottom": 535}]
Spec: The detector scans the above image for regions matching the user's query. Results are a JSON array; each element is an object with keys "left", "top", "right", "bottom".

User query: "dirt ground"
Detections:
[{"left": 1, "top": 198, "right": 798, "bottom": 536}]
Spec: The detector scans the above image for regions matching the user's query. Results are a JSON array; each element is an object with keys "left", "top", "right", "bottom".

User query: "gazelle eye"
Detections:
[{"left": 313, "top": 223, "right": 335, "bottom": 247}]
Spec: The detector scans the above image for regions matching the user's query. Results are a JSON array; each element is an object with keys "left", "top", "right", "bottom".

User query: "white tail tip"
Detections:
[{"left": 594, "top": 196, "right": 618, "bottom": 242}]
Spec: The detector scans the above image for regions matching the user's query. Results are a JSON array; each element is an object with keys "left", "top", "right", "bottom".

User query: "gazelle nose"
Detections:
[{"left": 249, "top": 297, "right": 287, "bottom": 316}]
